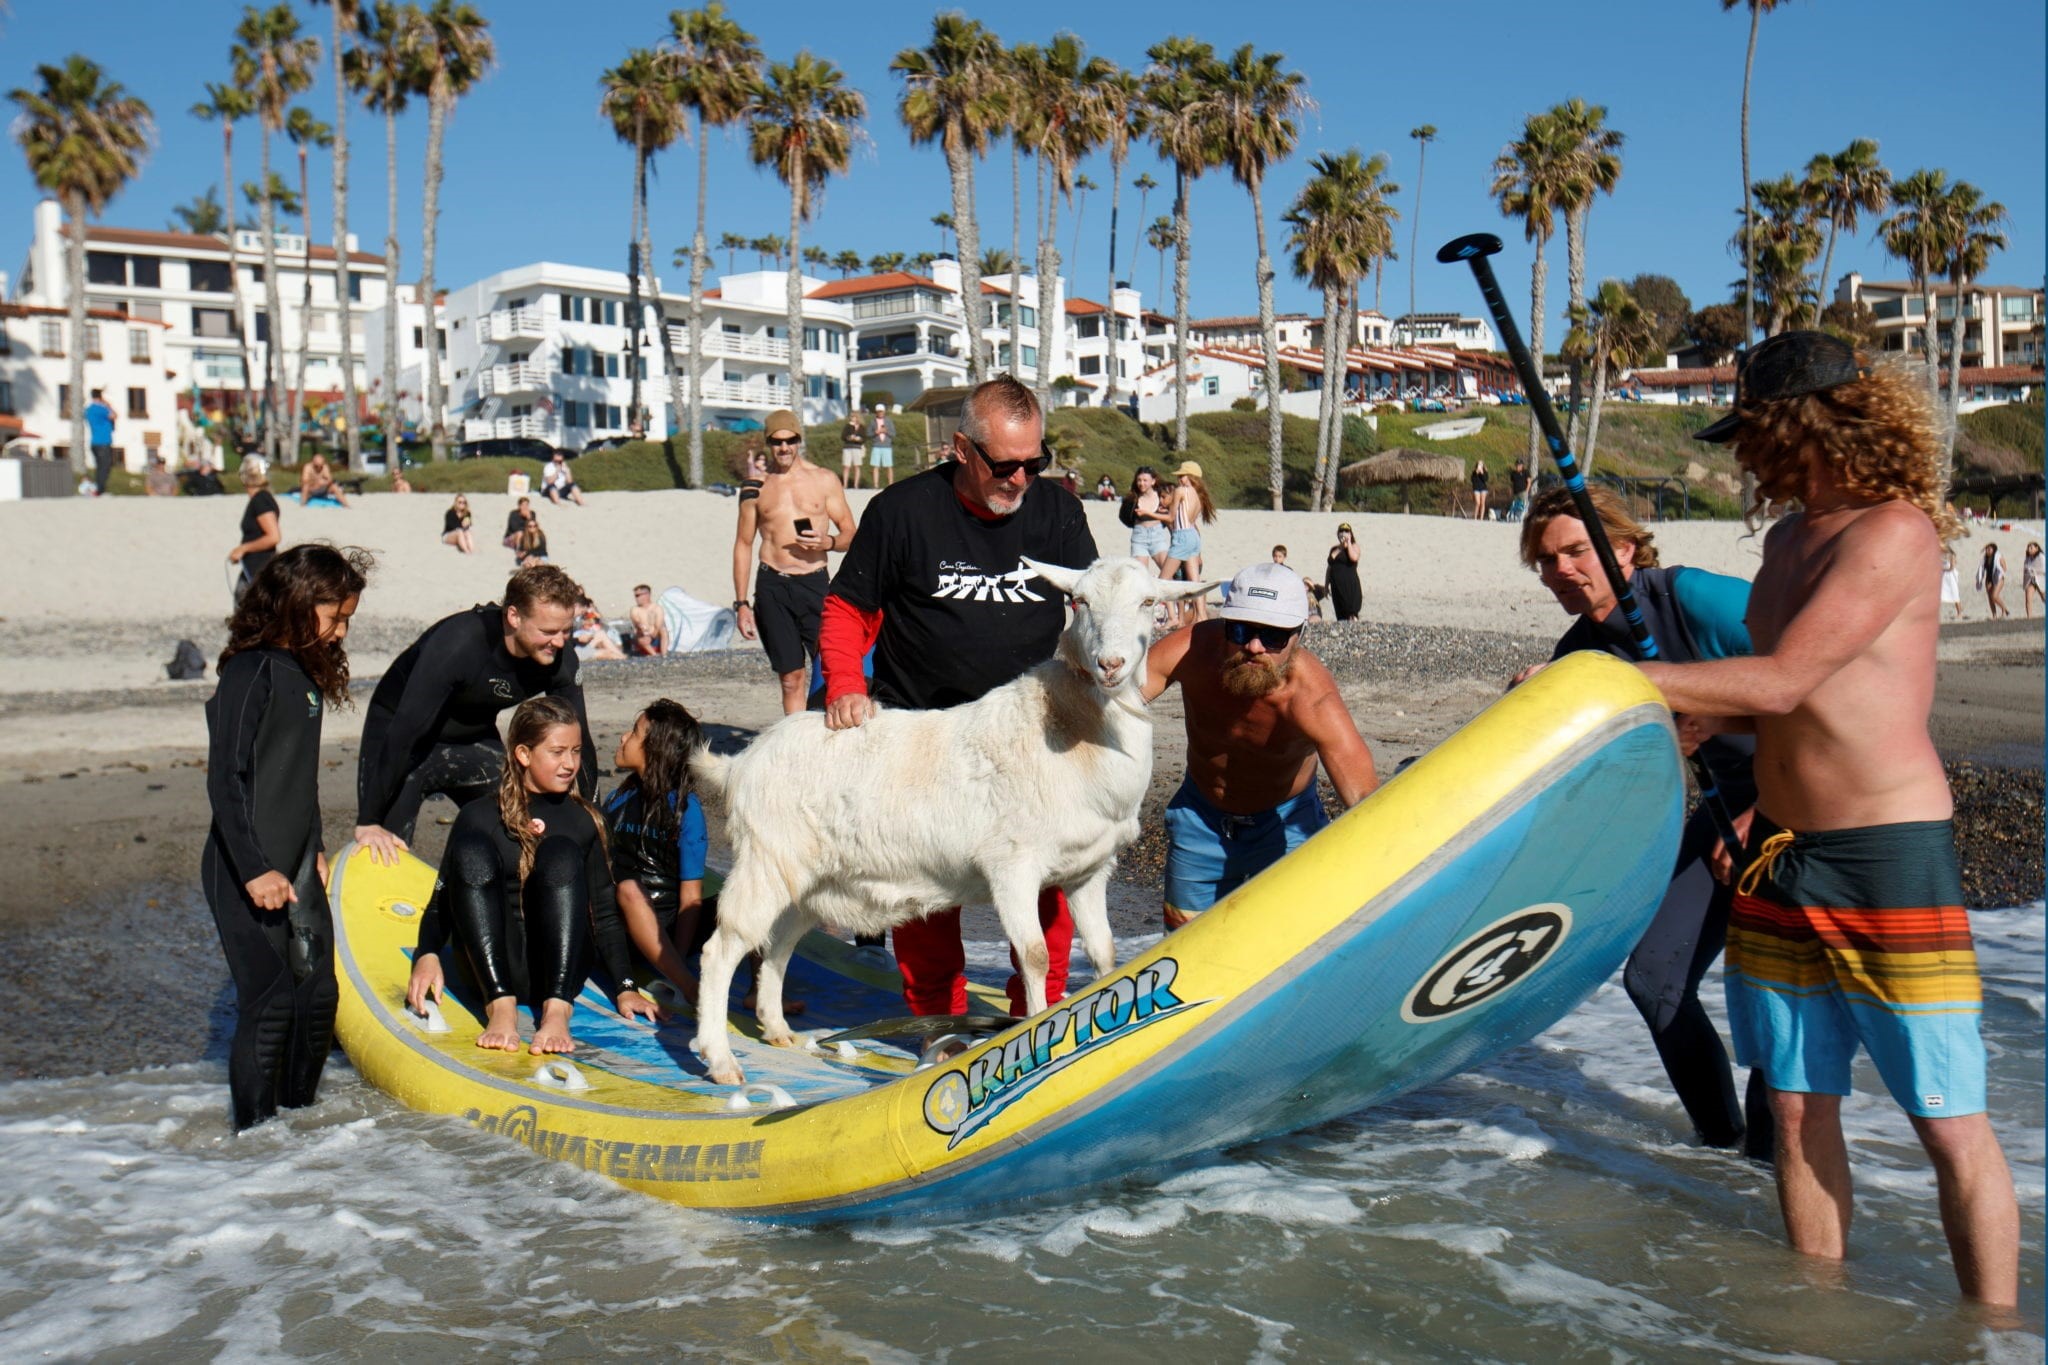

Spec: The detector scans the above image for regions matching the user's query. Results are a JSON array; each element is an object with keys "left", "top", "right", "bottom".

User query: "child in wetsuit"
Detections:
[
  {"left": 202, "top": 543, "right": 373, "bottom": 1130},
  {"left": 404, "top": 696, "right": 663, "bottom": 1053},
  {"left": 602, "top": 700, "right": 712, "bottom": 1000}
]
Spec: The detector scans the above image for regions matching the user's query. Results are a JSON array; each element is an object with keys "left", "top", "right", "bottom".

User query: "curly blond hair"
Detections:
[{"left": 1730, "top": 356, "right": 1959, "bottom": 540}]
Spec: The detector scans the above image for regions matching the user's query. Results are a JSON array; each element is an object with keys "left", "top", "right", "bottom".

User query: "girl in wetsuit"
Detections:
[
  {"left": 602, "top": 700, "right": 711, "bottom": 1000},
  {"left": 203, "top": 543, "right": 373, "bottom": 1130},
  {"left": 404, "top": 696, "right": 662, "bottom": 1053}
]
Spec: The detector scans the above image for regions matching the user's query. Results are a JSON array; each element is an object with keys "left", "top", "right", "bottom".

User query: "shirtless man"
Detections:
[
  {"left": 628, "top": 583, "right": 667, "bottom": 656},
  {"left": 1141, "top": 561, "right": 1379, "bottom": 928},
  {"left": 299, "top": 450, "right": 348, "bottom": 507},
  {"left": 732, "top": 408, "right": 857, "bottom": 714},
  {"left": 1636, "top": 332, "right": 2017, "bottom": 1308}
]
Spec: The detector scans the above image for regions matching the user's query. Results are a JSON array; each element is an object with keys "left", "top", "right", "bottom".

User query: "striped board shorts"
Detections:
[{"left": 1726, "top": 817, "right": 1986, "bottom": 1117}]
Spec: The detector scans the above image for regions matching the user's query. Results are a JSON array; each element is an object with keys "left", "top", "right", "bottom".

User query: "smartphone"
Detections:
[{"left": 794, "top": 517, "right": 814, "bottom": 536}]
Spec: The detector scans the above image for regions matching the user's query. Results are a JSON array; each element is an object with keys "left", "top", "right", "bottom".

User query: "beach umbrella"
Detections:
[{"left": 1339, "top": 448, "right": 1466, "bottom": 513}]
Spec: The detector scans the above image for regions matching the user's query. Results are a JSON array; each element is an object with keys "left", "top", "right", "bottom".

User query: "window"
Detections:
[
  {"left": 1020, "top": 306, "right": 1037, "bottom": 329},
  {"left": 1204, "top": 377, "right": 1221, "bottom": 397},
  {"left": 85, "top": 323, "right": 103, "bottom": 359},
  {"left": 58, "top": 384, "right": 72, "bottom": 417},
  {"left": 1022, "top": 345, "right": 1038, "bottom": 368},
  {"left": 0, "top": 324, "right": 9, "bottom": 355},
  {"left": 723, "top": 370, "right": 742, "bottom": 385},
  {"left": 605, "top": 404, "right": 622, "bottom": 428},
  {"left": 129, "top": 328, "right": 151, "bottom": 363},
  {"left": 346, "top": 270, "right": 361, "bottom": 302},
  {"left": 601, "top": 299, "right": 617, "bottom": 326},
  {"left": 87, "top": 252, "right": 126, "bottom": 286},
  {"left": 131, "top": 256, "right": 160, "bottom": 289},
  {"left": 0, "top": 380, "right": 14, "bottom": 415},
  {"left": 40, "top": 319, "right": 64, "bottom": 356},
  {"left": 308, "top": 311, "right": 333, "bottom": 335},
  {"left": 1076, "top": 317, "right": 1100, "bottom": 339},
  {"left": 188, "top": 258, "right": 232, "bottom": 293},
  {"left": 131, "top": 300, "right": 163, "bottom": 321},
  {"left": 255, "top": 313, "right": 269, "bottom": 344},
  {"left": 127, "top": 387, "right": 148, "bottom": 418},
  {"left": 561, "top": 292, "right": 585, "bottom": 322},
  {"left": 1118, "top": 359, "right": 1128, "bottom": 379},
  {"left": 804, "top": 326, "right": 821, "bottom": 351},
  {"left": 562, "top": 399, "right": 586, "bottom": 427},
  {"left": 195, "top": 308, "right": 235, "bottom": 339},
  {"left": 1078, "top": 355, "right": 1102, "bottom": 376},
  {"left": 603, "top": 353, "right": 619, "bottom": 378}
]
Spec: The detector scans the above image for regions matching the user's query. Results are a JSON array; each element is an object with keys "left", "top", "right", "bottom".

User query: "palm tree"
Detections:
[
  {"left": 718, "top": 230, "right": 747, "bottom": 273},
  {"left": 1883, "top": 168, "right": 1951, "bottom": 414},
  {"left": 1129, "top": 170, "right": 1158, "bottom": 281},
  {"left": 803, "top": 244, "right": 829, "bottom": 272},
  {"left": 8, "top": 57, "right": 153, "bottom": 474},
  {"left": 1568, "top": 280, "right": 1654, "bottom": 475},
  {"left": 170, "top": 187, "right": 231, "bottom": 235},
  {"left": 1724, "top": 0, "right": 1788, "bottom": 348},
  {"left": 310, "top": 0, "right": 363, "bottom": 466},
  {"left": 893, "top": 14, "right": 1005, "bottom": 382},
  {"left": 1211, "top": 44, "right": 1309, "bottom": 509},
  {"left": 414, "top": 0, "right": 494, "bottom": 462},
  {"left": 232, "top": 4, "right": 321, "bottom": 463},
  {"left": 753, "top": 233, "right": 786, "bottom": 268},
  {"left": 1491, "top": 111, "right": 1571, "bottom": 470},
  {"left": 1145, "top": 215, "right": 1174, "bottom": 306},
  {"left": 285, "top": 106, "right": 332, "bottom": 464},
  {"left": 980, "top": 246, "right": 1017, "bottom": 277},
  {"left": 1803, "top": 138, "right": 1890, "bottom": 322},
  {"left": 1002, "top": 41, "right": 1034, "bottom": 380},
  {"left": 748, "top": 52, "right": 867, "bottom": 403},
  {"left": 344, "top": 0, "right": 423, "bottom": 465},
  {"left": 1732, "top": 174, "right": 1822, "bottom": 335},
  {"left": 1286, "top": 161, "right": 1351, "bottom": 509},
  {"left": 601, "top": 47, "right": 686, "bottom": 440},
  {"left": 1546, "top": 98, "right": 1623, "bottom": 445},
  {"left": 1068, "top": 173, "right": 1097, "bottom": 262},
  {"left": 1405, "top": 124, "right": 1435, "bottom": 346},
  {"left": 869, "top": 250, "right": 909, "bottom": 273},
  {"left": 831, "top": 248, "right": 862, "bottom": 278},
  {"left": 931, "top": 210, "right": 954, "bottom": 255},
  {"left": 1019, "top": 32, "right": 1113, "bottom": 413},
  {"left": 673, "top": 4, "right": 760, "bottom": 485},
  {"left": 192, "top": 81, "right": 259, "bottom": 446},
  {"left": 909, "top": 250, "right": 938, "bottom": 273},
  {"left": 1097, "top": 66, "right": 1141, "bottom": 412},
  {"left": 1144, "top": 35, "right": 1224, "bottom": 453},
  {"left": 1936, "top": 181, "right": 2008, "bottom": 461}
]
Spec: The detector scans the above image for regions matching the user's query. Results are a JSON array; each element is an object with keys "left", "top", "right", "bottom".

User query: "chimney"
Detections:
[{"left": 930, "top": 256, "right": 962, "bottom": 295}]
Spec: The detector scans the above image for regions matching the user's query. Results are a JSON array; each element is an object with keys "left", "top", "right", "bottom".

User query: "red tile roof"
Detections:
[
  {"left": 806, "top": 270, "right": 945, "bottom": 300},
  {"left": 1947, "top": 364, "right": 2045, "bottom": 384},
  {"left": 1065, "top": 297, "right": 1105, "bottom": 315},
  {"left": 87, "top": 224, "right": 383, "bottom": 266},
  {"left": 1630, "top": 366, "right": 1737, "bottom": 387},
  {"left": 0, "top": 301, "right": 171, "bottom": 327}
]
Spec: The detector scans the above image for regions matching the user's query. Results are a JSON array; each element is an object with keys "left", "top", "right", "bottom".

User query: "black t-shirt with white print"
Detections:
[{"left": 829, "top": 462, "right": 1099, "bottom": 710}]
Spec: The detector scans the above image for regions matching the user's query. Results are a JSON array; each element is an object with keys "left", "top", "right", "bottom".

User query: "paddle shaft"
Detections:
[{"left": 1437, "top": 234, "right": 1746, "bottom": 852}]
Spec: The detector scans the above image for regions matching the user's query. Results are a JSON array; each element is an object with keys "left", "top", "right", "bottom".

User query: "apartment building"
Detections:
[
  {"left": 1188, "top": 312, "right": 1317, "bottom": 352},
  {"left": 1834, "top": 272, "right": 2044, "bottom": 370},
  {"left": 406, "top": 262, "right": 853, "bottom": 449},
  {"left": 0, "top": 299, "right": 178, "bottom": 469},
  {"left": 10, "top": 198, "right": 390, "bottom": 427},
  {"left": 1389, "top": 312, "right": 1498, "bottom": 352}
]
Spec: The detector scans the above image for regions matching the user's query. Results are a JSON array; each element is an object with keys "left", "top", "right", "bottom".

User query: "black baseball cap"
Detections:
[{"left": 1693, "top": 331, "right": 1869, "bottom": 443}]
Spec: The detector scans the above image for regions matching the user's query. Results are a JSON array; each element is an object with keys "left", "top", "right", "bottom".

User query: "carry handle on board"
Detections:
[{"left": 726, "top": 1083, "right": 798, "bottom": 1112}]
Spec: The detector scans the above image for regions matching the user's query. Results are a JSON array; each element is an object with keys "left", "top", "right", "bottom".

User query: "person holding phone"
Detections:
[{"left": 732, "top": 408, "right": 858, "bottom": 715}]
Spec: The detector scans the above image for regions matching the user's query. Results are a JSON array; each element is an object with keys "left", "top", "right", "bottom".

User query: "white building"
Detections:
[
  {"left": 9, "top": 198, "right": 391, "bottom": 439},
  {"left": 405, "top": 262, "right": 853, "bottom": 450},
  {"left": 1062, "top": 285, "right": 1148, "bottom": 407},
  {"left": 1833, "top": 271, "right": 2044, "bottom": 370},
  {"left": 1390, "top": 312, "right": 1498, "bottom": 352},
  {"left": 1188, "top": 312, "right": 1316, "bottom": 352},
  {"left": 0, "top": 298, "right": 178, "bottom": 468}
]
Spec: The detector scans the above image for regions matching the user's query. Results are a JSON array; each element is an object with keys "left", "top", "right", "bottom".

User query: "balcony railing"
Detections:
[
  {"left": 850, "top": 292, "right": 958, "bottom": 322},
  {"left": 674, "top": 378, "right": 792, "bottom": 407},
  {"left": 463, "top": 415, "right": 558, "bottom": 442},
  {"left": 663, "top": 326, "right": 790, "bottom": 362},
  {"left": 481, "top": 306, "right": 545, "bottom": 342},
  {"left": 478, "top": 360, "right": 551, "bottom": 396},
  {"left": 854, "top": 338, "right": 964, "bottom": 364}
]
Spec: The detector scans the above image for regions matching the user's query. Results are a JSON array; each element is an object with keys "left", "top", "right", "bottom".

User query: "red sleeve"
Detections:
[{"left": 820, "top": 594, "right": 881, "bottom": 703}]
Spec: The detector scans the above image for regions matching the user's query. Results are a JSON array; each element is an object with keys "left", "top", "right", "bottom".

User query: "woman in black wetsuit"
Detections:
[
  {"left": 203, "top": 543, "right": 372, "bottom": 1130},
  {"left": 404, "top": 696, "right": 662, "bottom": 1053},
  {"left": 1325, "top": 523, "right": 1362, "bottom": 621}
]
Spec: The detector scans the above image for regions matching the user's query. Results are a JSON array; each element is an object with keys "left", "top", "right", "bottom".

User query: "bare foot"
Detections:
[
  {"left": 530, "top": 998, "right": 577, "bottom": 1055},
  {"left": 476, "top": 996, "right": 523, "bottom": 1052}
]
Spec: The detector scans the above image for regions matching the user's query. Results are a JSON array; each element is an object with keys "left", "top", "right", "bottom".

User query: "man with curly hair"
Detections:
[{"left": 1638, "top": 332, "right": 2016, "bottom": 1307}]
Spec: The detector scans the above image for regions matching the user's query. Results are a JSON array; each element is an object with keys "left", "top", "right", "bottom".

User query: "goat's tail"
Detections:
[{"left": 687, "top": 743, "right": 733, "bottom": 803}]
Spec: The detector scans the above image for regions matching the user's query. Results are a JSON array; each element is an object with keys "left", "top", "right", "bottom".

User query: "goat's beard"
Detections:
[{"left": 1221, "top": 649, "right": 1291, "bottom": 699}]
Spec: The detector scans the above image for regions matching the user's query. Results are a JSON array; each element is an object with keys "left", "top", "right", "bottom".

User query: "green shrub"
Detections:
[{"left": 1229, "top": 396, "right": 1257, "bottom": 413}]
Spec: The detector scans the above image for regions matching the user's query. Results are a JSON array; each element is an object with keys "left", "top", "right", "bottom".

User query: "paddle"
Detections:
[{"left": 1437, "top": 232, "right": 1746, "bottom": 852}]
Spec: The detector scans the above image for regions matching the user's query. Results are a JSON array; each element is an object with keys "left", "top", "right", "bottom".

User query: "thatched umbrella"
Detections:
[{"left": 1340, "top": 448, "right": 1467, "bottom": 513}]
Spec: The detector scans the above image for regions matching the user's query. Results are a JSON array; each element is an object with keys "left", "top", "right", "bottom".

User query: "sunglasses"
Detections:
[
  {"left": 767, "top": 434, "right": 803, "bottom": 448},
  {"left": 962, "top": 434, "right": 1054, "bottom": 479},
  {"left": 1222, "top": 620, "right": 1301, "bottom": 651}
]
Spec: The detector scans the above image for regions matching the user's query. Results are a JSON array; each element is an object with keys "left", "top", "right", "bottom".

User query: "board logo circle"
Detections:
[
  {"left": 1401, "top": 904, "right": 1573, "bottom": 1023},
  {"left": 923, "top": 1071, "right": 970, "bottom": 1134}
]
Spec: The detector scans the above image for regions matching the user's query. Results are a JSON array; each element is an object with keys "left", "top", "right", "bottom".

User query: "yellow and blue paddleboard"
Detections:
[{"left": 332, "top": 651, "right": 1686, "bottom": 1222}]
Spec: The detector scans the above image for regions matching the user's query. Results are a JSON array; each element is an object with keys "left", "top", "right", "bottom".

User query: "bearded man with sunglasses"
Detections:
[
  {"left": 732, "top": 408, "right": 858, "bottom": 715},
  {"left": 820, "top": 376, "right": 1098, "bottom": 1017},
  {"left": 1141, "top": 561, "right": 1379, "bottom": 929}
]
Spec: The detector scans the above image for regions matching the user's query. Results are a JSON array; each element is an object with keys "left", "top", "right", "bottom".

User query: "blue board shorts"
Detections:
[
  {"left": 1726, "top": 816, "right": 1986, "bottom": 1118},
  {"left": 869, "top": 444, "right": 894, "bottom": 469},
  {"left": 1168, "top": 528, "right": 1202, "bottom": 561},
  {"left": 1164, "top": 776, "right": 1329, "bottom": 916}
]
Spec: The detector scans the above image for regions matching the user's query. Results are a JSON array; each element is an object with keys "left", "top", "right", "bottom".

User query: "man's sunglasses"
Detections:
[
  {"left": 1222, "top": 620, "right": 1301, "bottom": 650},
  {"left": 962, "top": 434, "right": 1054, "bottom": 479},
  {"left": 767, "top": 434, "right": 803, "bottom": 448}
]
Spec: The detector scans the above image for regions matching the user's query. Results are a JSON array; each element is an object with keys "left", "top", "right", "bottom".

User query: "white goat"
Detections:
[{"left": 687, "top": 556, "right": 1214, "bottom": 1085}]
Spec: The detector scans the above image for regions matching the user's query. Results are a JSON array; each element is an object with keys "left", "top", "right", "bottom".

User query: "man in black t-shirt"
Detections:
[{"left": 818, "top": 376, "right": 1098, "bottom": 1017}]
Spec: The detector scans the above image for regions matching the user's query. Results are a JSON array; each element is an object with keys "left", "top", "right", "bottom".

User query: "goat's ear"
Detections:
[
  {"left": 1024, "top": 557, "right": 1084, "bottom": 597},
  {"left": 1156, "top": 577, "right": 1221, "bottom": 601}
]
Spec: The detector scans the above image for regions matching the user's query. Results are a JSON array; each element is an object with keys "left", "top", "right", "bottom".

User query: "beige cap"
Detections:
[
  {"left": 1176, "top": 460, "right": 1203, "bottom": 479},
  {"left": 765, "top": 409, "right": 801, "bottom": 438}
]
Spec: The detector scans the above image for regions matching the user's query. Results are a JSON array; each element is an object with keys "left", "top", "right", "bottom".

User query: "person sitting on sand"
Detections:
[
  {"left": 542, "top": 451, "right": 585, "bottom": 507},
  {"left": 203, "top": 543, "right": 371, "bottom": 1129},
  {"left": 503, "top": 496, "right": 533, "bottom": 552},
  {"left": 628, "top": 583, "right": 668, "bottom": 656},
  {"left": 1142, "top": 562, "right": 1379, "bottom": 930},
  {"left": 514, "top": 507, "right": 548, "bottom": 566},
  {"left": 442, "top": 494, "right": 475, "bottom": 554},
  {"left": 404, "top": 696, "right": 662, "bottom": 1054},
  {"left": 298, "top": 451, "right": 348, "bottom": 507},
  {"left": 574, "top": 597, "right": 627, "bottom": 661}
]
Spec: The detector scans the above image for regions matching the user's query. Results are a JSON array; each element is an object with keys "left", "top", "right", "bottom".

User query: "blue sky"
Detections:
[{"left": 4, "top": 0, "right": 2042, "bottom": 343}]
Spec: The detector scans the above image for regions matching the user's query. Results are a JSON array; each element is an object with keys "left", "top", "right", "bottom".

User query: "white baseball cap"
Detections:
[{"left": 1216, "top": 562, "right": 1310, "bottom": 629}]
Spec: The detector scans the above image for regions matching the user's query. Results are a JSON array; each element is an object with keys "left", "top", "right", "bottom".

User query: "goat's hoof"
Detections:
[
  {"left": 763, "top": 1032, "right": 800, "bottom": 1050},
  {"left": 707, "top": 1060, "right": 745, "bottom": 1086}
]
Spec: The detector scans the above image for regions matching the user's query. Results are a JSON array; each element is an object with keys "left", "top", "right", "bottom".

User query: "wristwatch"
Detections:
[{"left": 733, "top": 600, "right": 749, "bottom": 612}]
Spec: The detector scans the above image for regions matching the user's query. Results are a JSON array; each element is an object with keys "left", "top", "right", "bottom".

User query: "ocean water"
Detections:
[{"left": 0, "top": 911, "right": 2040, "bottom": 1362}]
